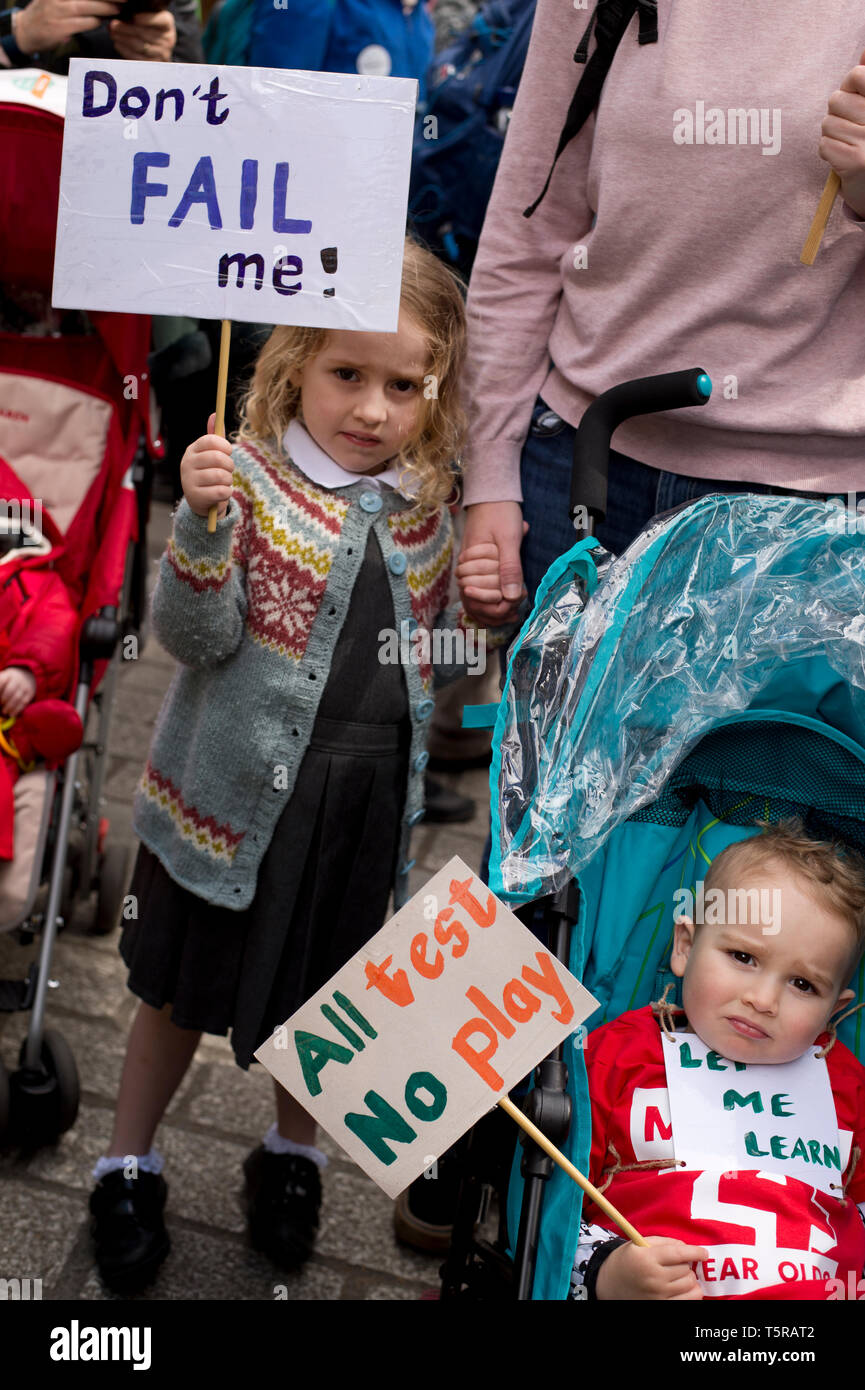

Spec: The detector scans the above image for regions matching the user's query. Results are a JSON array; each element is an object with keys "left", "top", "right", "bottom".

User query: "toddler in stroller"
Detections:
[
  {"left": 478, "top": 374, "right": 865, "bottom": 1302},
  {"left": 0, "top": 481, "right": 84, "bottom": 860},
  {"left": 577, "top": 822, "right": 865, "bottom": 1301}
]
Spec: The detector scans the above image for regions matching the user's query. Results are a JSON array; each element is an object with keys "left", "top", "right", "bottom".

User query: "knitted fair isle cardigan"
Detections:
[{"left": 133, "top": 435, "right": 491, "bottom": 912}]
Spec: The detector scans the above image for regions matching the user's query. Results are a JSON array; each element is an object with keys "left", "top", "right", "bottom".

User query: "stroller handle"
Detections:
[{"left": 570, "top": 368, "right": 712, "bottom": 537}]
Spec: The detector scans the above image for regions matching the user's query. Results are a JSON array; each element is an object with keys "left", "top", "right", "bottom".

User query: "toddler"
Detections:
[{"left": 572, "top": 822, "right": 865, "bottom": 1301}]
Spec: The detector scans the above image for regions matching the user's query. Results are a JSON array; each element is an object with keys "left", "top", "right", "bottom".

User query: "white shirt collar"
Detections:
[{"left": 283, "top": 419, "right": 418, "bottom": 498}]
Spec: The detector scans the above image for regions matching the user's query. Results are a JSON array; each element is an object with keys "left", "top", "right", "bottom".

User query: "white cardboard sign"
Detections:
[
  {"left": 663, "top": 1030, "right": 845, "bottom": 1195},
  {"left": 52, "top": 59, "right": 417, "bottom": 328},
  {"left": 255, "top": 857, "right": 598, "bottom": 1199}
]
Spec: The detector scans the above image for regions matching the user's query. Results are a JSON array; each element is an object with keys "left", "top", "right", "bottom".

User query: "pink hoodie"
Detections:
[{"left": 461, "top": 0, "right": 865, "bottom": 505}]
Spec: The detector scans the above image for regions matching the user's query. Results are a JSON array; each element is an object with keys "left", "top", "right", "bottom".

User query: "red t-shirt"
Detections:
[{"left": 583, "top": 1006, "right": 865, "bottom": 1300}]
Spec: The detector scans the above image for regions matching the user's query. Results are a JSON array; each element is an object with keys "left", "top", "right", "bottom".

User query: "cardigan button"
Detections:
[
  {"left": 406, "top": 809, "right": 425, "bottom": 827},
  {"left": 359, "top": 491, "right": 383, "bottom": 513},
  {"left": 413, "top": 751, "right": 429, "bottom": 773},
  {"left": 406, "top": 617, "right": 419, "bottom": 633},
  {"left": 415, "top": 698, "right": 434, "bottom": 720},
  {"left": 388, "top": 552, "right": 407, "bottom": 575}
]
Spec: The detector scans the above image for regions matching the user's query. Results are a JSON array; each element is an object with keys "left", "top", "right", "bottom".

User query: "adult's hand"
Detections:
[
  {"left": 457, "top": 500, "right": 527, "bottom": 626},
  {"left": 109, "top": 6, "right": 176, "bottom": 61},
  {"left": 821, "top": 48, "right": 865, "bottom": 218},
  {"left": 14, "top": 0, "right": 121, "bottom": 53}
]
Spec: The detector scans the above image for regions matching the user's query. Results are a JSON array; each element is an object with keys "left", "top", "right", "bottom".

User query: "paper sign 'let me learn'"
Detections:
[
  {"left": 255, "top": 858, "right": 598, "bottom": 1199},
  {"left": 52, "top": 59, "right": 416, "bottom": 329}
]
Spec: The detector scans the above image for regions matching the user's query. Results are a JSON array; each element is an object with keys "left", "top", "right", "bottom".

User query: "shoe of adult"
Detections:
[
  {"left": 89, "top": 1170, "right": 170, "bottom": 1294},
  {"left": 243, "top": 1148, "right": 322, "bottom": 1270}
]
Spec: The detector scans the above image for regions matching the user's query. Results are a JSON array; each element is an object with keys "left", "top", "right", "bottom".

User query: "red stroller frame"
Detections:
[{"left": 0, "top": 79, "right": 160, "bottom": 1143}]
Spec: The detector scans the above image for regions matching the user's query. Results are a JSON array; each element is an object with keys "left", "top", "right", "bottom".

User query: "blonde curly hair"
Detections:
[{"left": 235, "top": 235, "right": 467, "bottom": 511}]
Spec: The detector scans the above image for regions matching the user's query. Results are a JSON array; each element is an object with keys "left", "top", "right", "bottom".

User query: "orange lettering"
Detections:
[
  {"left": 364, "top": 955, "right": 414, "bottom": 1007},
  {"left": 466, "top": 985, "right": 515, "bottom": 1038},
  {"left": 433, "top": 908, "right": 469, "bottom": 958},
  {"left": 410, "top": 932, "right": 444, "bottom": 980},
  {"left": 451, "top": 1018, "right": 503, "bottom": 1090},
  {"left": 448, "top": 876, "right": 496, "bottom": 927}
]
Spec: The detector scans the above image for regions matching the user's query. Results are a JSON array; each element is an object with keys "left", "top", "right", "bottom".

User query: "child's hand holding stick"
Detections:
[{"left": 180, "top": 412, "right": 234, "bottom": 523}]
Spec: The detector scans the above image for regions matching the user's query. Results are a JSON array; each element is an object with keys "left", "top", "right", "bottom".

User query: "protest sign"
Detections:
[
  {"left": 0, "top": 68, "right": 67, "bottom": 118},
  {"left": 255, "top": 857, "right": 599, "bottom": 1200},
  {"left": 663, "top": 1030, "right": 844, "bottom": 1194},
  {"left": 52, "top": 59, "right": 416, "bottom": 329}
]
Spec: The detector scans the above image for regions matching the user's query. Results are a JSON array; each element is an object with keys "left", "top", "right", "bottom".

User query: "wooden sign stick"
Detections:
[
  {"left": 800, "top": 170, "right": 841, "bottom": 265},
  {"left": 207, "top": 318, "right": 233, "bottom": 533},
  {"left": 498, "top": 1096, "right": 648, "bottom": 1246}
]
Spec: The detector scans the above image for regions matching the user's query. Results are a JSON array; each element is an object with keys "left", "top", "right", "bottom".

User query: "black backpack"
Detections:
[{"left": 524, "top": 0, "right": 658, "bottom": 217}]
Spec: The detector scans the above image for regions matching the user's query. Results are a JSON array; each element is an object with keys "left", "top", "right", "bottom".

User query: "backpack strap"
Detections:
[{"left": 523, "top": 0, "right": 658, "bottom": 218}]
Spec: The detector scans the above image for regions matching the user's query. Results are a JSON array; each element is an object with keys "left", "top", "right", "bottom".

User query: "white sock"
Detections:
[
  {"left": 262, "top": 1123, "right": 328, "bottom": 1170},
  {"left": 92, "top": 1148, "right": 164, "bottom": 1181}
]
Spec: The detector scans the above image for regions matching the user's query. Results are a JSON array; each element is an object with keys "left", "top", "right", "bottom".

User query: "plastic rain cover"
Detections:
[{"left": 492, "top": 493, "right": 865, "bottom": 903}]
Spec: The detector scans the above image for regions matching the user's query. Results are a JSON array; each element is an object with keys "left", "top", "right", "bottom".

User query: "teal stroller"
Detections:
[{"left": 443, "top": 370, "right": 865, "bottom": 1301}]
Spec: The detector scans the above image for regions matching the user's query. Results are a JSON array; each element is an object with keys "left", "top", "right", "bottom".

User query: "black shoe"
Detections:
[
  {"left": 89, "top": 1170, "right": 170, "bottom": 1294},
  {"left": 423, "top": 775, "right": 476, "bottom": 824},
  {"left": 393, "top": 1147, "right": 466, "bottom": 1253},
  {"left": 243, "top": 1148, "right": 322, "bottom": 1271}
]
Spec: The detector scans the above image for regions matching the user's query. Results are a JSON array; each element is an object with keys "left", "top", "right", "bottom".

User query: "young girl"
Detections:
[{"left": 88, "top": 236, "right": 498, "bottom": 1293}]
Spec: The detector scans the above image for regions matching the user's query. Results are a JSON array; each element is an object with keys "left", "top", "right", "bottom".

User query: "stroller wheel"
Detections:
[
  {"left": 93, "top": 844, "right": 131, "bottom": 936},
  {"left": 11, "top": 1028, "right": 80, "bottom": 1143}
]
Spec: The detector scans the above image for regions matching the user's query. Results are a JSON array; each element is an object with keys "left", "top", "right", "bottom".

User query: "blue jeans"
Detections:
[{"left": 519, "top": 394, "right": 854, "bottom": 606}]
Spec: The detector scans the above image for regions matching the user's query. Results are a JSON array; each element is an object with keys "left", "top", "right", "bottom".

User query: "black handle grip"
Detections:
[{"left": 570, "top": 368, "right": 712, "bottom": 537}]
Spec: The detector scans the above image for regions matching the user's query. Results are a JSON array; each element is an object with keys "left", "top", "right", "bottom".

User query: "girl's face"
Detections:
[{"left": 289, "top": 311, "right": 433, "bottom": 476}]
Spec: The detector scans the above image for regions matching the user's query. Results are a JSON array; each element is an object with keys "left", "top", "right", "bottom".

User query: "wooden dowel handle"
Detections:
[
  {"left": 498, "top": 1095, "right": 648, "bottom": 1246},
  {"left": 801, "top": 170, "right": 841, "bottom": 265},
  {"left": 207, "top": 318, "right": 233, "bottom": 534}
]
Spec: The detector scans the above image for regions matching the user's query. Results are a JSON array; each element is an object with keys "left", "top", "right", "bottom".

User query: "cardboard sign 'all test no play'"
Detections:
[{"left": 256, "top": 858, "right": 598, "bottom": 1198}]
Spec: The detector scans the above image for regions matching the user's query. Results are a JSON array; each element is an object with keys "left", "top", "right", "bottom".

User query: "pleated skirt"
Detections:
[{"left": 120, "top": 531, "right": 411, "bottom": 1069}]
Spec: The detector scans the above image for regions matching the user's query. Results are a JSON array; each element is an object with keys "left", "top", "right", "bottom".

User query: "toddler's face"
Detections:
[
  {"left": 670, "top": 865, "right": 856, "bottom": 1064},
  {"left": 289, "top": 312, "right": 432, "bottom": 477}
]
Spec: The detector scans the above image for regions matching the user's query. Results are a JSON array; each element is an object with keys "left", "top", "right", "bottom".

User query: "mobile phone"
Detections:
[{"left": 114, "top": 0, "right": 169, "bottom": 24}]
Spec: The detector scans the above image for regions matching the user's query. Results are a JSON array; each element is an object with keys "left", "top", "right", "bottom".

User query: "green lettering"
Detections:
[
  {"left": 823, "top": 1144, "right": 841, "bottom": 1171},
  {"left": 320, "top": 1005, "right": 364, "bottom": 1051},
  {"left": 706, "top": 1052, "right": 727, "bottom": 1070},
  {"left": 790, "top": 1137, "right": 810, "bottom": 1161},
  {"left": 744, "top": 1131, "right": 770, "bottom": 1157},
  {"left": 404, "top": 1070, "right": 447, "bottom": 1121},
  {"left": 679, "top": 1043, "right": 702, "bottom": 1068},
  {"left": 333, "top": 991, "right": 377, "bottom": 1039},
  {"left": 771, "top": 1092, "right": 794, "bottom": 1117},
  {"left": 808, "top": 1140, "right": 822, "bottom": 1165},
  {"left": 770, "top": 1134, "right": 788, "bottom": 1160},
  {"left": 723, "top": 1089, "right": 764, "bottom": 1113},
  {"left": 344, "top": 1090, "right": 417, "bottom": 1164},
  {"left": 294, "top": 1029, "right": 354, "bottom": 1098}
]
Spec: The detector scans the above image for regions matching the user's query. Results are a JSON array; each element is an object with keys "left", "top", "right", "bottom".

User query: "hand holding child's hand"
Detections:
[
  {"left": 456, "top": 523, "right": 529, "bottom": 619},
  {"left": 180, "top": 414, "right": 234, "bottom": 521},
  {"left": 0, "top": 667, "right": 37, "bottom": 718},
  {"left": 595, "top": 1236, "right": 708, "bottom": 1300}
]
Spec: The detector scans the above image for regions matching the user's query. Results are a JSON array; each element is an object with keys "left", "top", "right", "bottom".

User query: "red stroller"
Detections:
[{"left": 0, "top": 70, "right": 160, "bottom": 1144}]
